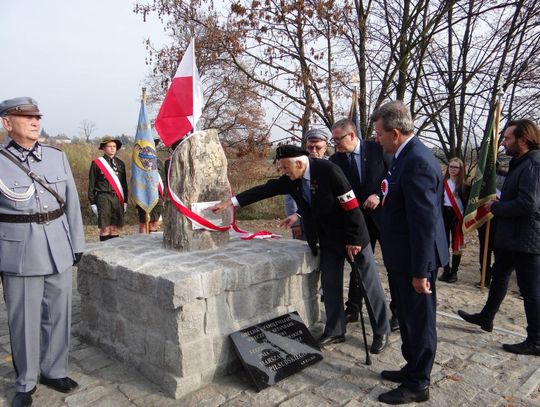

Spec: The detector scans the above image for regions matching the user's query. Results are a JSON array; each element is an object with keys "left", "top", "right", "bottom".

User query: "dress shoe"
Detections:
[
  {"left": 345, "top": 312, "right": 359, "bottom": 324},
  {"left": 381, "top": 370, "right": 405, "bottom": 383},
  {"left": 12, "top": 387, "right": 36, "bottom": 407},
  {"left": 390, "top": 315, "right": 400, "bottom": 332},
  {"left": 502, "top": 340, "right": 540, "bottom": 356},
  {"left": 317, "top": 334, "right": 345, "bottom": 347},
  {"left": 39, "top": 376, "right": 79, "bottom": 393},
  {"left": 370, "top": 333, "right": 388, "bottom": 354},
  {"left": 378, "top": 385, "right": 429, "bottom": 404},
  {"left": 457, "top": 310, "right": 493, "bottom": 332}
]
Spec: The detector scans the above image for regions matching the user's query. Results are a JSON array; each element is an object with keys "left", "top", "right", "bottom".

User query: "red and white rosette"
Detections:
[
  {"left": 381, "top": 179, "right": 389, "bottom": 207},
  {"left": 166, "top": 131, "right": 281, "bottom": 240}
]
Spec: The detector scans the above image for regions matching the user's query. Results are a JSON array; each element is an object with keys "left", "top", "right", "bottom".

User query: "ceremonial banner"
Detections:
[
  {"left": 348, "top": 86, "right": 362, "bottom": 139},
  {"left": 131, "top": 90, "right": 160, "bottom": 213},
  {"left": 155, "top": 38, "right": 203, "bottom": 146},
  {"left": 462, "top": 99, "right": 502, "bottom": 233}
]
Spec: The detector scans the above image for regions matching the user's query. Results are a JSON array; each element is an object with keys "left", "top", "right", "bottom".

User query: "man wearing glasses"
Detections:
[{"left": 329, "top": 119, "right": 392, "bottom": 355}]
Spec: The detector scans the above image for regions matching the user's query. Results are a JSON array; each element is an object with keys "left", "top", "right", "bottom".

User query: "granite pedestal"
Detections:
[{"left": 76, "top": 233, "right": 319, "bottom": 398}]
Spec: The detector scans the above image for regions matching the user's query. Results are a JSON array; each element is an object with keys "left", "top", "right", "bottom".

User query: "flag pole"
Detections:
[{"left": 479, "top": 90, "right": 503, "bottom": 289}]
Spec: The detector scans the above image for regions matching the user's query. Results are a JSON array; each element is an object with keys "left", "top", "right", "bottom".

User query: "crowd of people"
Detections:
[
  {"left": 1, "top": 95, "right": 539, "bottom": 406},
  {"left": 211, "top": 101, "right": 540, "bottom": 404}
]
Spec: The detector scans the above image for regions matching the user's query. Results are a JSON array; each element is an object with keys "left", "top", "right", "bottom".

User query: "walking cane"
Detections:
[{"left": 351, "top": 260, "right": 372, "bottom": 365}]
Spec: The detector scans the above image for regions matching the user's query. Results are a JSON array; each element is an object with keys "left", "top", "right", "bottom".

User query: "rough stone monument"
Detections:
[{"left": 163, "top": 129, "right": 232, "bottom": 251}]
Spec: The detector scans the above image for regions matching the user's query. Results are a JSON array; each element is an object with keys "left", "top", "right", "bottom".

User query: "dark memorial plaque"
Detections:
[{"left": 229, "top": 312, "right": 323, "bottom": 391}]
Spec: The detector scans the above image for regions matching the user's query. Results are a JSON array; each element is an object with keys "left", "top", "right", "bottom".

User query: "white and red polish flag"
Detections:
[{"left": 155, "top": 38, "right": 203, "bottom": 147}]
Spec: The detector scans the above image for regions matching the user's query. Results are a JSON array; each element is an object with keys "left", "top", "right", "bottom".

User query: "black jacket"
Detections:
[
  {"left": 329, "top": 140, "right": 388, "bottom": 205},
  {"left": 236, "top": 158, "right": 370, "bottom": 255},
  {"left": 492, "top": 149, "right": 540, "bottom": 254}
]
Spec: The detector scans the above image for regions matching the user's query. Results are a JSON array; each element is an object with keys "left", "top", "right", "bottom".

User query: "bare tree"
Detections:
[{"left": 79, "top": 120, "right": 97, "bottom": 143}]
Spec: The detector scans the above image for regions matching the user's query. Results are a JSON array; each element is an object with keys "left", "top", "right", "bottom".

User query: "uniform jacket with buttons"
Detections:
[
  {"left": 0, "top": 138, "right": 85, "bottom": 276},
  {"left": 492, "top": 149, "right": 540, "bottom": 254},
  {"left": 88, "top": 155, "right": 128, "bottom": 205}
]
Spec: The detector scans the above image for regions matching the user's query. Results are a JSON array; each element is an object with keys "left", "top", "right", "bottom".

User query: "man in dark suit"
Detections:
[
  {"left": 329, "top": 118, "right": 392, "bottom": 353},
  {"left": 373, "top": 101, "right": 448, "bottom": 404},
  {"left": 211, "top": 145, "right": 374, "bottom": 347}
]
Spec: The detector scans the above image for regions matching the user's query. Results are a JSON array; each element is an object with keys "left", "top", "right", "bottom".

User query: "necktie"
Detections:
[
  {"left": 301, "top": 177, "right": 311, "bottom": 205},
  {"left": 349, "top": 153, "right": 361, "bottom": 189}
]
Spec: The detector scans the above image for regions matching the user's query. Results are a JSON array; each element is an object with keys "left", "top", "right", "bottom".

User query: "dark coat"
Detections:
[
  {"left": 492, "top": 149, "right": 540, "bottom": 254},
  {"left": 379, "top": 137, "right": 448, "bottom": 277},
  {"left": 329, "top": 140, "right": 388, "bottom": 204},
  {"left": 236, "top": 158, "right": 370, "bottom": 255}
]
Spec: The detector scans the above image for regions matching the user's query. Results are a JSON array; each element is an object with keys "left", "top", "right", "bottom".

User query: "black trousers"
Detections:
[{"left": 481, "top": 249, "right": 538, "bottom": 344}]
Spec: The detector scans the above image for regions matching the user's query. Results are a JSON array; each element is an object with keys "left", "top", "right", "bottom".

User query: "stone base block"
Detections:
[{"left": 76, "top": 233, "right": 319, "bottom": 398}]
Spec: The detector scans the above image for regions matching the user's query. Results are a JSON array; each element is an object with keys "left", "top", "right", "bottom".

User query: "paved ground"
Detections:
[{"left": 0, "top": 239, "right": 539, "bottom": 406}]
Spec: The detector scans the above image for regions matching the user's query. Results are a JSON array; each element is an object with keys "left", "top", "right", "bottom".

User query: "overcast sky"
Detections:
[{"left": 0, "top": 1, "right": 168, "bottom": 139}]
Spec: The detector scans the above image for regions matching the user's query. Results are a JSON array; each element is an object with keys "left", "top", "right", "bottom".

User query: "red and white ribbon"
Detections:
[
  {"left": 94, "top": 157, "right": 125, "bottom": 205},
  {"left": 166, "top": 131, "right": 280, "bottom": 239},
  {"left": 157, "top": 174, "right": 164, "bottom": 199}
]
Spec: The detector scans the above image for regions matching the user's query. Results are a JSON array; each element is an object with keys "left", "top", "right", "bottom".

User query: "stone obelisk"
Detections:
[{"left": 163, "top": 129, "right": 232, "bottom": 251}]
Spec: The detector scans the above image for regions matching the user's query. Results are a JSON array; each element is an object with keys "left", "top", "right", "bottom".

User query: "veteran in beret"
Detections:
[
  {"left": 284, "top": 128, "right": 330, "bottom": 240},
  {"left": 88, "top": 136, "right": 128, "bottom": 240},
  {"left": 211, "top": 144, "right": 376, "bottom": 348},
  {"left": 0, "top": 97, "right": 85, "bottom": 406}
]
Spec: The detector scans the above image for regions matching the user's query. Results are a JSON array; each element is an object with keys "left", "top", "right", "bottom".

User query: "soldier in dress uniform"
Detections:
[
  {"left": 0, "top": 97, "right": 85, "bottom": 407},
  {"left": 88, "top": 136, "right": 128, "bottom": 241}
]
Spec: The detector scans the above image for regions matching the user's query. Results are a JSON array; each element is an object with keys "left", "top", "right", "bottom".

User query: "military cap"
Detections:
[
  {"left": 275, "top": 145, "right": 309, "bottom": 160},
  {"left": 305, "top": 128, "right": 329, "bottom": 142},
  {"left": 0, "top": 97, "right": 42, "bottom": 117},
  {"left": 99, "top": 136, "right": 122, "bottom": 150}
]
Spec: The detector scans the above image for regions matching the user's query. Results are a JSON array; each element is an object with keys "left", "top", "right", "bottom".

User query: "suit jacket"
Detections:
[
  {"left": 330, "top": 139, "right": 388, "bottom": 225},
  {"left": 379, "top": 136, "right": 448, "bottom": 278},
  {"left": 236, "top": 158, "right": 370, "bottom": 254},
  {"left": 0, "top": 139, "right": 85, "bottom": 276}
]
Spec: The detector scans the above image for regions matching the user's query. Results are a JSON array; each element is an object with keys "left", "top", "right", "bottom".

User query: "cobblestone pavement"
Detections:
[{"left": 0, "top": 243, "right": 539, "bottom": 406}]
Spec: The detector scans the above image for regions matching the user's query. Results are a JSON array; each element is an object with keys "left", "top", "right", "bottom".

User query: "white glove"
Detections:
[
  {"left": 124, "top": 203, "right": 128, "bottom": 213},
  {"left": 91, "top": 204, "right": 98, "bottom": 216}
]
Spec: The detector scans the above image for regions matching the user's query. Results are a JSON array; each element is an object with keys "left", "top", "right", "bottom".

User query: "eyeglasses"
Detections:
[
  {"left": 307, "top": 145, "right": 325, "bottom": 151},
  {"left": 330, "top": 133, "right": 351, "bottom": 145}
]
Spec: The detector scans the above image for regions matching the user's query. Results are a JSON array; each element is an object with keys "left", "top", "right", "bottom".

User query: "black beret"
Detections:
[{"left": 275, "top": 145, "right": 309, "bottom": 160}]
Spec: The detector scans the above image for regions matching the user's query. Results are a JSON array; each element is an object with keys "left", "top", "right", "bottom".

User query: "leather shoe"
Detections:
[
  {"left": 502, "top": 340, "right": 540, "bottom": 356},
  {"left": 390, "top": 315, "right": 400, "bottom": 331},
  {"left": 317, "top": 334, "right": 345, "bottom": 348},
  {"left": 12, "top": 387, "right": 35, "bottom": 407},
  {"left": 457, "top": 310, "right": 493, "bottom": 332},
  {"left": 370, "top": 333, "right": 388, "bottom": 354},
  {"left": 378, "top": 385, "right": 429, "bottom": 404},
  {"left": 439, "top": 267, "right": 450, "bottom": 281},
  {"left": 39, "top": 376, "right": 79, "bottom": 393},
  {"left": 345, "top": 312, "right": 359, "bottom": 324},
  {"left": 381, "top": 370, "right": 405, "bottom": 383}
]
